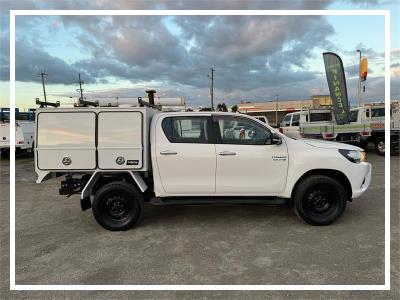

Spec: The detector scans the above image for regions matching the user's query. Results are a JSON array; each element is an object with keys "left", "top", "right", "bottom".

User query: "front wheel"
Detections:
[
  {"left": 92, "top": 181, "right": 144, "bottom": 231},
  {"left": 375, "top": 137, "right": 385, "bottom": 156},
  {"left": 294, "top": 175, "right": 347, "bottom": 226}
]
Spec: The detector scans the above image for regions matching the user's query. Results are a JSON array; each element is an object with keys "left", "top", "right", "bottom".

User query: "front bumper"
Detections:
[{"left": 350, "top": 162, "right": 372, "bottom": 199}]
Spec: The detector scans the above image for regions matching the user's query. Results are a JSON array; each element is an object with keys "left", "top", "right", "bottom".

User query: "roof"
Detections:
[{"left": 238, "top": 99, "right": 314, "bottom": 112}]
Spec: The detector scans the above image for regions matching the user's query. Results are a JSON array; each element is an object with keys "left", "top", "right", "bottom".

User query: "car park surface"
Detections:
[{"left": 0, "top": 148, "right": 399, "bottom": 299}]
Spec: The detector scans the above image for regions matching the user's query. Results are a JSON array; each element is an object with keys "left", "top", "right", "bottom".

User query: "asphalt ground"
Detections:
[{"left": 0, "top": 146, "right": 399, "bottom": 299}]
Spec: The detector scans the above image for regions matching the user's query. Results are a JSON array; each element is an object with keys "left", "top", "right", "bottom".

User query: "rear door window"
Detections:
[
  {"left": 372, "top": 108, "right": 385, "bottom": 118},
  {"left": 162, "top": 116, "right": 210, "bottom": 143}
]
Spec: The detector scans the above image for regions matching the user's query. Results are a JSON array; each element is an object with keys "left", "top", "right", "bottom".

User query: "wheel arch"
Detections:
[
  {"left": 81, "top": 171, "right": 148, "bottom": 210},
  {"left": 291, "top": 169, "right": 352, "bottom": 201}
]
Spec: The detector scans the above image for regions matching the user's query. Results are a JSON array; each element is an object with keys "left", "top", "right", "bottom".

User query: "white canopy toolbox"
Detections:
[{"left": 35, "top": 107, "right": 156, "bottom": 180}]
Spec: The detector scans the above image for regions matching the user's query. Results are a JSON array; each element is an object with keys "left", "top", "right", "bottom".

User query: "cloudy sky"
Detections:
[{"left": 0, "top": 0, "right": 399, "bottom": 109}]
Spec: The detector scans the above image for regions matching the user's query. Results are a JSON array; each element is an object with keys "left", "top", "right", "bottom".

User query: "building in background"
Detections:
[{"left": 238, "top": 95, "right": 332, "bottom": 126}]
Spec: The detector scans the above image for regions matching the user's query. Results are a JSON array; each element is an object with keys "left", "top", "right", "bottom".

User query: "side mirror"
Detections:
[{"left": 271, "top": 133, "right": 282, "bottom": 145}]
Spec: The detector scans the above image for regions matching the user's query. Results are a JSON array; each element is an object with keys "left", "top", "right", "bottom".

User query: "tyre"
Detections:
[
  {"left": 92, "top": 181, "right": 144, "bottom": 231},
  {"left": 358, "top": 140, "right": 369, "bottom": 150},
  {"left": 293, "top": 175, "right": 347, "bottom": 226},
  {"left": 0, "top": 149, "right": 10, "bottom": 159},
  {"left": 375, "top": 137, "right": 385, "bottom": 156}
]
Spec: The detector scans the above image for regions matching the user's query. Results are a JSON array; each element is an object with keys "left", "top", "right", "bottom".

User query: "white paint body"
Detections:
[
  {"left": 251, "top": 115, "right": 269, "bottom": 125},
  {"left": 0, "top": 122, "right": 27, "bottom": 149},
  {"left": 35, "top": 108, "right": 371, "bottom": 200},
  {"left": 280, "top": 110, "right": 333, "bottom": 139},
  {"left": 16, "top": 120, "right": 35, "bottom": 150}
]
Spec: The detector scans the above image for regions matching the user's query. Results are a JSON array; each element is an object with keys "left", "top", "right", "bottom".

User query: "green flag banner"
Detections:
[{"left": 323, "top": 52, "right": 350, "bottom": 125}]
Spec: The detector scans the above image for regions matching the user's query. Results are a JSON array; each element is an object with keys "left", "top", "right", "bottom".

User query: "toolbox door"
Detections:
[
  {"left": 97, "top": 111, "right": 143, "bottom": 169},
  {"left": 36, "top": 112, "right": 96, "bottom": 170}
]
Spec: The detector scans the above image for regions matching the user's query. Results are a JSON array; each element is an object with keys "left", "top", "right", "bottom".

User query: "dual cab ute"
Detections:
[{"left": 35, "top": 103, "right": 371, "bottom": 231}]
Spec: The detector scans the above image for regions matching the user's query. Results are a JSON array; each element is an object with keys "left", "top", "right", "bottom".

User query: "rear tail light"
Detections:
[
  {"left": 360, "top": 131, "right": 371, "bottom": 136},
  {"left": 278, "top": 127, "right": 283, "bottom": 133},
  {"left": 323, "top": 133, "right": 335, "bottom": 139},
  {"left": 18, "top": 140, "right": 24, "bottom": 144}
]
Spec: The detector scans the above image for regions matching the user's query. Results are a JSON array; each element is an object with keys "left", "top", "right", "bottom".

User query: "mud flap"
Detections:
[{"left": 81, "top": 196, "right": 92, "bottom": 211}]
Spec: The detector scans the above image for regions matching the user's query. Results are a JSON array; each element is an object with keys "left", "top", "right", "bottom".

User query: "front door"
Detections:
[
  {"left": 155, "top": 116, "right": 216, "bottom": 195},
  {"left": 214, "top": 115, "right": 288, "bottom": 195}
]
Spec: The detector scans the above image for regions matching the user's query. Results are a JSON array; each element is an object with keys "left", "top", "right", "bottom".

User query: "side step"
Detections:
[{"left": 149, "top": 196, "right": 288, "bottom": 206}]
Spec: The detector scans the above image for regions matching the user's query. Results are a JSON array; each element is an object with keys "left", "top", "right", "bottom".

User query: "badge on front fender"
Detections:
[{"left": 272, "top": 155, "right": 287, "bottom": 161}]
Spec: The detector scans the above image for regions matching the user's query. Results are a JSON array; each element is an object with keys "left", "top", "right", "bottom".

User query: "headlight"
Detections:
[{"left": 338, "top": 149, "right": 366, "bottom": 163}]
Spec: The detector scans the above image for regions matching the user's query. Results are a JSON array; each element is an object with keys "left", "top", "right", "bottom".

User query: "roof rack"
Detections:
[{"left": 35, "top": 98, "right": 60, "bottom": 108}]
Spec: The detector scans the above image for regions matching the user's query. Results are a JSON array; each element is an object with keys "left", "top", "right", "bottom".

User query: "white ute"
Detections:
[{"left": 35, "top": 98, "right": 372, "bottom": 231}]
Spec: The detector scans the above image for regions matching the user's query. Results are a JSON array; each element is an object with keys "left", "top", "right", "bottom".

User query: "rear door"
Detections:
[
  {"left": 36, "top": 112, "right": 96, "bottom": 170},
  {"left": 97, "top": 111, "right": 143, "bottom": 169},
  {"left": 155, "top": 116, "right": 216, "bottom": 194}
]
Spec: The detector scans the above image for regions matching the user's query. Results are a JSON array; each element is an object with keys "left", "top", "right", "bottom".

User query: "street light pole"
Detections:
[{"left": 357, "top": 49, "right": 362, "bottom": 107}]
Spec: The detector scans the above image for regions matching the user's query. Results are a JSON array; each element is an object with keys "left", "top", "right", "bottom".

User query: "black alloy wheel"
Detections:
[
  {"left": 294, "top": 175, "right": 347, "bottom": 226},
  {"left": 92, "top": 181, "right": 143, "bottom": 231}
]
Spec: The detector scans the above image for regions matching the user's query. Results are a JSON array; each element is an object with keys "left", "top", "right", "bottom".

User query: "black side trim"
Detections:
[{"left": 149, "top": 196, "right": 288, "bottom": 206}]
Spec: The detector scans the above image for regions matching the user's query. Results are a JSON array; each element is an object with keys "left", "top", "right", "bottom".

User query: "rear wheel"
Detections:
[
  {"left": 92, "top": 181, "right": 143, "bottom": 231},
  {"left": 375, "top": 137, "right": 385, "bottom": 156},
  {"left": 294, "top": 175, "right": 347, "bottom": 226}
]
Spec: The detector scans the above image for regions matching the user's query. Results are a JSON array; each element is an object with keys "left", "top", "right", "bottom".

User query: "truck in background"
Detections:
[
  {"left": 348, "top": 102, "right": 400, "bottom": 155},
  {"left": 0, "top": 108, "right": 35, "bottom": 158},
  {"left": 279, "top": 108, "right": 370, "bottom": 146}
]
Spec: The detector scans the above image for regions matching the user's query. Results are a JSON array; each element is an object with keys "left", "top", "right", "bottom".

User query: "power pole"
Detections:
[
  {"left": 37, "top": 71, "right": 48, "bottom": 105},
  {"left": 210, "top": 68, "right": 215, "bottom": 110},
  {"left": 75, "top": 73, "right": 84, "bottom": 106},
  {"left": 275, "top": 94, "right": 279, "bottom": 126},
  {"left": 357, "top": 49, "right": 362, "bottom": 107}
]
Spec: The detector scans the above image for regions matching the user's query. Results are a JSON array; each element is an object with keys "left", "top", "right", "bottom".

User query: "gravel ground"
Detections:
[{"left": 0, "top": 148, "right": 399, "bottom": 299}]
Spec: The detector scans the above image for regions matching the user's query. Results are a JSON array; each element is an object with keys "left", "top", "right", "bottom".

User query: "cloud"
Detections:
[
  {"left": 0, "top": 0, "right": 396, "bottom": 106},
  {"left": 15, "top": 40, "right": 93, "bottom": 84},
  {"left": 49, "top": 14, "right": 334, "bottom": 94}
]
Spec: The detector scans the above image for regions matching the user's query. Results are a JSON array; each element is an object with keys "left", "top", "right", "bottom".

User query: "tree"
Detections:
[
  {"left": 216, "top": 103, "right": 228, "bottom": 112},
  {"left": 231, "top": 105, "right": 238, "bottom": 113},
  {"left": 221, "top": 103, "right": 228, "bottom": 112}
]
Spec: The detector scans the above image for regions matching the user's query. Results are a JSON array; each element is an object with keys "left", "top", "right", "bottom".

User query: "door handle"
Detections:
[
  {"left": 160, "top": 150, "right": 178, "bottom": 155},
  {"left": 218, "top": 151, "right": 236, "bottom": 156}
]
